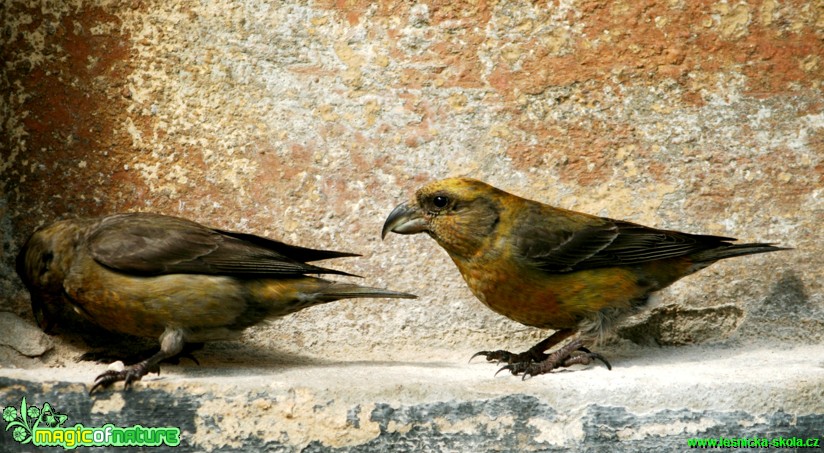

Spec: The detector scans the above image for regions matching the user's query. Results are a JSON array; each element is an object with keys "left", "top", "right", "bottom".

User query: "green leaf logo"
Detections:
[{"left": 3, "top": 398, "right": 68, "bottom": 445}]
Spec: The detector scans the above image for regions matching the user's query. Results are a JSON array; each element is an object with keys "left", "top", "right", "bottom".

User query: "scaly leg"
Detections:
[
  {"left": 498, "top": 338, "right": 612, "bottom": 379},
  {"left": 471, "top": 329, "right": 575, "bottom": 365},
  {"left": 90, "top": 328, "right": 185, "bottom": 394}
]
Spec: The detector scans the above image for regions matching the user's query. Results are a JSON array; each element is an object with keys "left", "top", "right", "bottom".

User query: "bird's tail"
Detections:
[
  {"left": 254, "top": 279, "right": 417, "bottom": 319},
  {"left": 689, "top": 243, "right": 790, "bottom": 273},
  {"left": 313, "top": 282, "right": 418, "bottom": 302}
]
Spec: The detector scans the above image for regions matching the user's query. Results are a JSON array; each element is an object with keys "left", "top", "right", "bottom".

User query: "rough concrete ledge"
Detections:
[{"left": 2, "top": 344, "right": 822, "bottom": 452}]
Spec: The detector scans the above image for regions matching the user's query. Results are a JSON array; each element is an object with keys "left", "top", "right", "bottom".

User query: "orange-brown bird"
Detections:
[
  {"left": 17, "top": 212, "right": 416, "bottom": 392},
  {"left": 382, "top": 178, "right": 787, "bottom": 378}
]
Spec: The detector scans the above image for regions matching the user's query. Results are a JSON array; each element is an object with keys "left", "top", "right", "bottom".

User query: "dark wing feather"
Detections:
[
  {"left": 519, "top": 215, "right": 735, "bottom": 273},
  {"left": 87, "top": 213, "right": 355, "bottom": 277},
  {"left": 214, "top": 229, "right": 359, "bottom": 262},
  {"left": 519, "top": 222, "right": 620, "bottom": 272}
]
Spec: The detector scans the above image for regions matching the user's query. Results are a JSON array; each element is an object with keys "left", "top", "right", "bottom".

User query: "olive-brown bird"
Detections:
[
  {"left": 17, "top": 212, "right": 416, "bottom": 392},
  {"left": 382, "top": 178, "right": 787, "bottom": 378}
]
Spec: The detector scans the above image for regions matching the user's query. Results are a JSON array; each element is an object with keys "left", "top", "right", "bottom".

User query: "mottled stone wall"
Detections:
[{"left": 2, "top": 0, "right": 821, "bottom": 363}]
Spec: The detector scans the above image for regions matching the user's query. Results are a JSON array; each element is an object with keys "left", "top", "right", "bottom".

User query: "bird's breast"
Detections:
[{"left": 449, "top": 254, "right": 648, "bottom": 330}]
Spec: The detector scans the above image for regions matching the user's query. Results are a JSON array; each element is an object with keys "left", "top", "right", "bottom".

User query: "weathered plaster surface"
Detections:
[{"left": 1, "top": 0, "right": 821, "bottom": 448}]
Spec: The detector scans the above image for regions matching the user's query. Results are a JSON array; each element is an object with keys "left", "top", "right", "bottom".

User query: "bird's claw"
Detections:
[
  {"left": 494, "top": 364, "right": 512, "bottom": 376},
  {"left": 521, "top": 362, "right": 554, "bottom": 379},
  {"left": 481, "top": 340, "right": 612, "bottom": 379},
  {"left": 89, "top": 362, "right": 158, "bottom": 394},
  {"left": 470, "top": 350, "right": 513, "bottom": 364},
  {"left": 522, "top": 348, "right": 612, "bottom": 378},
  {"left": 495, "top": 361, "right": 532, "bottom": 377},
  {"left": 471, "top": 349, "right": 547, "bottom": 366},
  {"left": 90, "top": 370, "right": 132, "bottom": 394},
  {"left": 583, "top": 351, "right": 612, "bottom": 370},
  {"left": 477, "top": 346, "right": 556, "bottom": 378}
]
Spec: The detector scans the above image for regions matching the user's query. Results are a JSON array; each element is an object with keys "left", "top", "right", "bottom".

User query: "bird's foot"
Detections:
[
  {"left": 89, "top": 361, "right": 159, "bottom": 394},
  {"left": 496, "top": 339, "right": 612, "bottom": 379},
  {"left": 471, "top": 329, "right": 574, "bottom": 368},
  {"left": 471, "top": 348, "right": 547, "bottom": 366}
]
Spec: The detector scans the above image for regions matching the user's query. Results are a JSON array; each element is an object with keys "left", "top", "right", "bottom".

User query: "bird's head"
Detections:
[
  {"left": 382, "top": 178, "right": 506, "bottom": 258},
  {"left": 16, "top": 218, "right": 92, "bottom": 333}
]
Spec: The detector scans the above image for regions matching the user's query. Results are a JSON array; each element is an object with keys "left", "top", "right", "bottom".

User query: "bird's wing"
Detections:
[
  {"left": 212, "top": 229, "right": 359, "bottom": 262},
  {"left": 516, "top": 213, "right": 735, "bottom": 273},
  {"left": 87, "top": 213, "right": 355, "bottom": 277}
]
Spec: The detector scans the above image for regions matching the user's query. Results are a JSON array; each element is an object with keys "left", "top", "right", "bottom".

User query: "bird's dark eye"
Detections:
[{"left": 432, "top": 195, "right": 449, "bottom": 208}]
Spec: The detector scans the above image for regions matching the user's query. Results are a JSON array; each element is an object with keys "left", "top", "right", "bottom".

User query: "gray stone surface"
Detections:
[
  {"left": 2, "top": 343, "right": 822, "bottom": 451},
  {"left": 0, "top": 312, "right": 53, "bottom": 357}
]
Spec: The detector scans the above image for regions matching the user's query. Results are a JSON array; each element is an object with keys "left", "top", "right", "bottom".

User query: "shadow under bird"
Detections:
[
  {"left": 382, "top": 177, "right": 788, "bottom": 379},
  {"left": 17, "top": 212, "right": 416, "bottom": 393}
]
